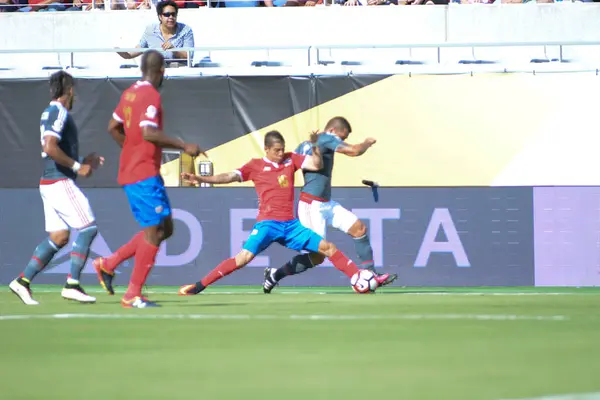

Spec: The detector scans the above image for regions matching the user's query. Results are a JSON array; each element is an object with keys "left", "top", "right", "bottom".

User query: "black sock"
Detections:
[
  {"left": 353, "top": 234, "right": 375, "bottom": 270},
  {"left": 273, "top": 253, "right": 314, "bottom": 282}
]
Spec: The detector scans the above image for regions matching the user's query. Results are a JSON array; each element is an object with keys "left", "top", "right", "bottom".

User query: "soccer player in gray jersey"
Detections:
[
  {"left": 9, "top": 71, "right": 104, "bottom": 306},
  {"left": 263, "top": 116, "right": 398, "bottom": 293}
]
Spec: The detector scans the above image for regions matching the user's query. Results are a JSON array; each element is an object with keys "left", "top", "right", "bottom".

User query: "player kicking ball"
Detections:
[
  {"left": 9, "top": 71, "right": 104, "bottom": 305},
  {"left": 93, "top": 50, "right": 202, "bottom": 308},
  {"left": 263, "top": 116, "right": 397, "bottom": 293},
  {"left": 178, "top": 130, "right": 391, "bottom": 296}
]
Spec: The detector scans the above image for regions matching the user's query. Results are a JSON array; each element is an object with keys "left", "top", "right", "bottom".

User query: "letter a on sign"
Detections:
[{"left": 414, "top": 208, "right": 470, "bottom": 268}]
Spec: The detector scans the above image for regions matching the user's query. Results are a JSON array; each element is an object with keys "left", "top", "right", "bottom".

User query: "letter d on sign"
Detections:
[{"left": 156, "top": 208, "right": 203, "bottom": 266}]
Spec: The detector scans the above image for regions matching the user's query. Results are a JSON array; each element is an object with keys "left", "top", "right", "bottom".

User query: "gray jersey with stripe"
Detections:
[
  {"left": 295, "top": 132, "right": 345, "bottom": 201},
  {"left": 40, "top": 101, "right": 80, "bottom": 181}
]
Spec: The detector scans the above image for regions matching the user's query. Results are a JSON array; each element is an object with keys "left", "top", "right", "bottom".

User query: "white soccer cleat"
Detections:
[
  {"left": 61, "top": 284, "right": 96, "bottom": 304},
  {"left": 9, "top": 279, "right": 39, "bottom": 305}
]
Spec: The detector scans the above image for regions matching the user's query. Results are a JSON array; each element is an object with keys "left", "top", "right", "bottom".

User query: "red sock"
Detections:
[
  {"left": 105, "top": 232, "right": 143, "bottom": 273},
  {"left": 328, "top": 250, "right": 359, "bottom": 278},
  {"left": 200, "top": 258, "right": 239, "bottom": 287},
  {"left": 124, "top": 239, "right": 159, "bottom": 299}
]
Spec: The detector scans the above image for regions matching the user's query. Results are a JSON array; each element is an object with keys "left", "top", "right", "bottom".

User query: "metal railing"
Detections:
[
  {"left": 0, "top": 46, "right": 312, "bottom": 68},
  {"left": 313, "top": 40, "right": 600, "bottom": 64},
  {"left": 1, "top": 40, "right": 600, "bottom": 70}
]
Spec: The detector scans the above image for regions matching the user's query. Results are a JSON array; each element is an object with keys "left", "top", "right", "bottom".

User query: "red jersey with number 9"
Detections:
[{"left": 112, "top": 80, "right": 163, "bottom": 186}]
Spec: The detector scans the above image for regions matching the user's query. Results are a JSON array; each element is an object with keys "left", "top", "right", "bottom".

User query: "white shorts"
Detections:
[
  {"left": 297, "top": 195, "right": 358, "bottom": 239},
  {"left": 39, "top": 179, "right": 95, "bottom": 232}
]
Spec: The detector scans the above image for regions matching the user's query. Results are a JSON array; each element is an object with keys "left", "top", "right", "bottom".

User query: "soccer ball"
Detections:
[{"left": 350, "top": 269, "right": 378, "bottom": 294}]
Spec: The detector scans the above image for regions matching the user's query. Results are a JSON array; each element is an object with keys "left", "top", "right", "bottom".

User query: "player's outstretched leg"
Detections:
[
  {"left": 179, "top": 252, "right": 251, "bottom": 296},
  {"left": 61, "top": 224, "right": 98, "bottom": 304},
  {"left": 9, "top": 234, "right": 66, "bottom": 305},
  {"left": 348, "top": 220, "right": 397, "bottom": 287},
  {"left": 319, "top": 240, "right": 392, "bottom": 287},
  {"left": 93, "top": 231, "right": 144, "bottom": 295},
  {"left": 263, "top": 253, "right": 315, "bottom": 294},
  {"left": 181, "top": 221, "right": 274, "bottom": 296}
]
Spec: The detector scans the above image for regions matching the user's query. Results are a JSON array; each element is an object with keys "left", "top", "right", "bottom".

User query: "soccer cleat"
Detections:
[
  {"left": 9, "top": 278, "right": 39, "bottom": 305},
  {"left": 61, "top": 283, "right": 96, "bottom": 304},
  {"left": 121, "top": 296, "right": 160, "bottom": 308},
  {"left": 93, "top": 257, "right": 115, "bottom": 295},
  {"left": 262, "top": 268, "right": 278, "bottom": 294},
  {"left": 374, "top": 273, "right": 397, "bottom": 287},
  {"left": 178, "top": 282, "right": 205, "bottom": 296}
]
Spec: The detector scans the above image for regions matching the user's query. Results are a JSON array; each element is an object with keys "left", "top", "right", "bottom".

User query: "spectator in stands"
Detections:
[
  {"left": 276, "top": 0, "right": 320, "bottom": 4},
  {"left": 264, "top": 0, "right": 288, "bottom": 6},
  {"left": 175, "top": 0, "right": 205, "bottom": 8},
  {"left": 117, "top": 0, "right": 194, "bottom": 64},
  {"left": 337, "top": 0, "right": 398, "bottom": 4},
  {"left": 0, "top": 0, "right": 28, "bottom": 11},
  {"left": 206, "top": 0, "right": 258, "bottom": 7},
  {"left": 402, "top": 0, "right": 448, "bottom": 4},
  {"left": 225, "top": 0, "right": 258, "bottom": 6},
  {"left": 121, "top": 0, "right": 151, "bottom": 9},
  {"left": 70, "top": 0, "right": 120, "bottom": 11},
  {"left": 18, "top": 0, "right": 68, "bottom": 11}
]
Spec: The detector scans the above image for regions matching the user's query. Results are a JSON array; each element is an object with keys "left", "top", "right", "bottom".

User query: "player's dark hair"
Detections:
[
  {"left": 49, "top": 70, "right": 74, "bottom": 100},
  {"left": 325, "top": 116, "right": 352, "bottom": 134},
  {"left": 141, "top": 50, "right": 165, "bottom": 75},
  {"left": 264, "top": 131, "right": 285, "bottom": 147},
  {"left": 156, "top": 0, "right": 178, "bottom": 16}
]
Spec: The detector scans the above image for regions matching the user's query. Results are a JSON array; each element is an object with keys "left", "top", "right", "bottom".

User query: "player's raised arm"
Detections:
[
  {"left": 299, "top": 131, "right": 323, "bottom": 171},
  {"left": 181, "top": 171, "right": 242, "bottom": 185},
  {"left": 335, "top": 137, "right": 376, "bottom": 157}
]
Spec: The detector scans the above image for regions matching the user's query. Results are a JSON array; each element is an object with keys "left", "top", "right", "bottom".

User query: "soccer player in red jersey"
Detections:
[
  {"left": 178, "top": 130, "right": 391, "bottom": 295},
  {"left": 93, "top": 50, "right": 202, "bottom": 308}
]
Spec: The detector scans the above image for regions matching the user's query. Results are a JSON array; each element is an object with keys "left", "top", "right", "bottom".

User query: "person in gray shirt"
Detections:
[{"left": 117, "top": 0, "right": 194, "bottom": 63}]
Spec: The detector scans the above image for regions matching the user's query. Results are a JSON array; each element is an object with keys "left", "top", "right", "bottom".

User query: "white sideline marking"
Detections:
[
  {"left": 0, "top": 313, "right": 569, "bottom": 322},
  {"left": 15, "top": 289, "right": 596, "bottom": 296},
  {"left": 501, "top": 392, "right": 600, "bottom": 400}
]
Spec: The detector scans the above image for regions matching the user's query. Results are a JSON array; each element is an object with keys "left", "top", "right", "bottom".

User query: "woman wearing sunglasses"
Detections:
[{"left": 117, "top": 0, "right": 195, "bottom": 64}]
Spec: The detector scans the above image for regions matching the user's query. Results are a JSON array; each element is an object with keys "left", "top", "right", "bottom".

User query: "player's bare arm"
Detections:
[
  {"left": 108, "top": 118, "right": 125, "bottom": 148},
  {"left": 43, "top": 136, "right": 92, "bottom": 178},
  {"left": 141, "top": 126, "right": 206, "bottom": 157},
  {"left": 336, "top": 137, "right": 377, "bottom": 157},
  {"left": 181, "top": 171, "right": 241, "bottom": 185}
]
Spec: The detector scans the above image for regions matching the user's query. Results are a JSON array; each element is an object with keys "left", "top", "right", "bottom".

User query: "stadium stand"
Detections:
[{"left": 1, "top": 4, "right": 600, "bottom": 78}]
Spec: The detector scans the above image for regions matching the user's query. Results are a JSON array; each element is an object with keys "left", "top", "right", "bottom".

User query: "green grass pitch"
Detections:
[{"left": 1, "top": 285, "right": 599, "bottom": 400}]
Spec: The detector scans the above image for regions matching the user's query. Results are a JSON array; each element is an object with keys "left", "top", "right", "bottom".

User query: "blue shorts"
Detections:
[
  {"left": 123, "top": 175, "right": 171, "bottom": 228},
  {"left": 243, "top": 219, "right": 323, "bottom": 256}
]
